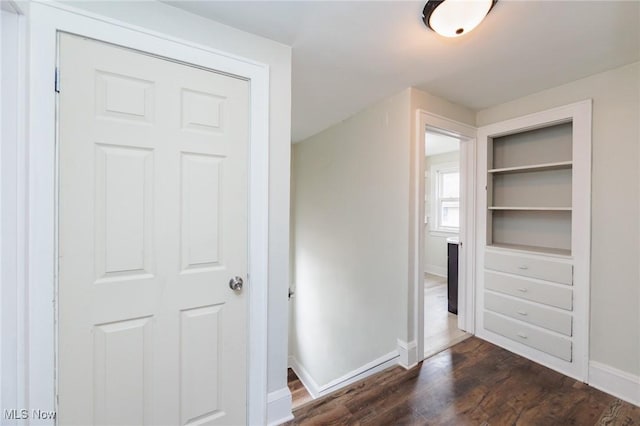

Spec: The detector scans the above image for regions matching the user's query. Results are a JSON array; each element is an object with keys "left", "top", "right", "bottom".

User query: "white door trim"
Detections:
[
  {"left": 413, "top": 110, "right": 477, "bottom": 361},
  {"left": 26, "top": 2, "right": 270, "bottom": 424},
  {"left": 1, "top": 2, "right": 28, "bottom": 421}
]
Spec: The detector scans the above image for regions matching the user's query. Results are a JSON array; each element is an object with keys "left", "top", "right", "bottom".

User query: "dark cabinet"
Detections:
[{"left": 447, "top": 238, "right": 459, "bottom": 315}]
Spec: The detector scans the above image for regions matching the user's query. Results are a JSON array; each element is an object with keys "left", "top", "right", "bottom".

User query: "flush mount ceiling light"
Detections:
[{"left": 422, "top": 0, "right": 498, "bottom": 38}]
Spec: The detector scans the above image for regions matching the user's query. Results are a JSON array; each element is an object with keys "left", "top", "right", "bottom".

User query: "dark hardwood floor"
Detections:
[{"left": 286, "top": 337, "right": 640, "bottom": 425}]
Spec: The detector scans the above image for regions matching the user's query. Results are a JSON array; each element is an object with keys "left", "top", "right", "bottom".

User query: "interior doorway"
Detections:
[
  {"left": 407, "top": 109, "right": 477, "bottom": 365},
  {"left": 423, "top": 130, "right": 469, "bottom": 358}
]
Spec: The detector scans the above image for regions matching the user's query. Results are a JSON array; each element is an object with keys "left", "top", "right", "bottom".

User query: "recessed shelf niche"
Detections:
[{"left": 487, "top": 122, "right": 573, "bottom": 256}]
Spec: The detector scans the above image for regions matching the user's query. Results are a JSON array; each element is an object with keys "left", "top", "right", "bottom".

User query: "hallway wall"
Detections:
[
  {"left": 290, "top": 89, "right": 411, "bottom": 388},
  {"left": 290, "top": 87, "right": 475, "bottom": 390}
]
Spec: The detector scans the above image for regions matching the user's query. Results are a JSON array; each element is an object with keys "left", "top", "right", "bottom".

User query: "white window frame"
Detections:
[{"left": 430, "top": 162, "right": 460, "bottom": 234}]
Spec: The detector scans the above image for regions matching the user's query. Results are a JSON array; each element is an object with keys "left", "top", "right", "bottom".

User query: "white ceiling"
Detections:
[
  {"left": 165, "top": 1, "right": 640, "bottom": 143},
  {"left": 426, "top": 131, "right": 460, "bottom": 156}
]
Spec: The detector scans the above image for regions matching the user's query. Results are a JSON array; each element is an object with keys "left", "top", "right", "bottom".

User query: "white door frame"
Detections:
[
  {"left": 413, "top": 110, "right": 477, "bottom": 360},
  {"left": 26, "top": 2, "right": 270, "bottom": 424},
  {"left": 1, "top": 2, "right": 28, "bottom": 421}
]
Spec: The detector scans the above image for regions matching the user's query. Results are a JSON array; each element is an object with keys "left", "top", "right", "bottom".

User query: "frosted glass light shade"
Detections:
[{"left": 423, "top": 0, "right": 496, "bottom": 38}]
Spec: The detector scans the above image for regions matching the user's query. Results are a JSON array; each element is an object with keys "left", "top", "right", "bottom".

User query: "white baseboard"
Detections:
[
  {"left": 266, "top": 387, "right": 294, "bottom": 426},
  {"left": 589, "top": 361, "right": 640, "bottom": 406},
  {"left": 397, "top": 339, "right": 418, "bottom": 369},
  {"left": 424, "top": 264, "right": 446, "bottom": 277},
  {"left": 288, "top": 355, "right": 321, "bottom": 399},
  {"left": 288, "top": 350, "right": 399, "bottom": 399},
  {"left": 318, "top": 350, "right": 399, "bottom": 396}
]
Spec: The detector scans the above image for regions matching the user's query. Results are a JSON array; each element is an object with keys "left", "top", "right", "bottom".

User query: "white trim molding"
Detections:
[
  {"left": 397, "top": 339, "right": 418, "bottom": 369},
  {"left": 589, "top": 361, "right": 640, "bottom": 407},
  {"left": 266, "top": 387, "right": 294, "bottom": 426},
  {"left": 318, "top": 350, "right": 398, "bottom": 395},
  {"left": 412, "top": 110, "right": 477, "bottom": 361},
  {"left": 25, "top": 2, "right": 271, "bottom": 424},
  {"left": 288, "top": 350, "right": 399, "bottom": 400},
  {"left": 1, "top": 3, "right": 28, "bottom": 422},
  {"left": 288, "top": 356, "right": 321, "bottom": 399}
]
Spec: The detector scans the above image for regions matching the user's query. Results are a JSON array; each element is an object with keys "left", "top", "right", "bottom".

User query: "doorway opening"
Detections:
[{"left": 423, "top": 129, "right": 470, "bottom": 358}]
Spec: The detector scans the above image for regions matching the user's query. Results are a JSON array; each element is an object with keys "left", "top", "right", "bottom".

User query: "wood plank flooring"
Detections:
[
  {"left": 424, "top": 283, "right": 468, "bottom": 358},
  {"left": 286, "top": 337, "right": 640, "bottom": 425}
]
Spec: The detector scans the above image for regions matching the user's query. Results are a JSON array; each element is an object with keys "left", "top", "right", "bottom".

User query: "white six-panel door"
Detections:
[{"left": 58, "top": 33, "right": 249, "bottom": 425}]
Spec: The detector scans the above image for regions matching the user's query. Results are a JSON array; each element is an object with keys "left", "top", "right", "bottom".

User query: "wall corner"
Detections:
[{"left": 397, "top": 339, "right": 418, "bottom": 369}]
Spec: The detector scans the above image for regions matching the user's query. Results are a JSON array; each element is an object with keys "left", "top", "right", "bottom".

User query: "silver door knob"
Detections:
[{"left": 229, "top": 276, "right": 243, "bottom": 291}]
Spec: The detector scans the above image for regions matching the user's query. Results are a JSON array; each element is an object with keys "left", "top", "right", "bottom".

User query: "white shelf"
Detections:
[
  {"left": 489, "top": 207, "right": 572, "bottom": 211},
  {"left": 488, "top": 161, "right": 572, "bottom": 174},
  {"left": 488, "top": 243, "right": 572, "bottom": 257}
]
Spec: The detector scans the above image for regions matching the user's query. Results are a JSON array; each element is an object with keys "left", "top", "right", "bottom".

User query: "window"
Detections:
[{"left": 432, "top": 165, "right": 460, "bottom": 232}]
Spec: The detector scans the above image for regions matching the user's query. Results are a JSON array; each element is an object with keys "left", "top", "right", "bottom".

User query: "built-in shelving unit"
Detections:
[
  {"left": 487, "top": 122, "right": 573, "bottom": 255},
  {"left": 477, "top": 100, "right": 592, "bottom": 382}
]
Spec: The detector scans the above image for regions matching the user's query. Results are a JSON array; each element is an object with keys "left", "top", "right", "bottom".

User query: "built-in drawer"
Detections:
[
  {"left": 484, "top": 311, "right": 572, "bottom": 361},
  {"left": 485, "top": 251, "right": 573, "bottom": 285},
  {"left": 485, "top": 271, "right": 572, "bottom": 310},
  {"left": 485, "top": 291, "right": 572, "bottom": 336}
]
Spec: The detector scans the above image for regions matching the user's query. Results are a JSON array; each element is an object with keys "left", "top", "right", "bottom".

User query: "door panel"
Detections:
[
  {"left": 94, "top": 144, "right": 154, "bottom": 279},
  {"left": 93, "top": 317, "right": 154, "bottom": 426},
  {"left": 180, "top": 304, "right": 224, "bottom": 425},
  {"left": 181, "top": 153, "right": 223, "bottom": 270},
  {"left": 58, "top": 33, "right": 249, "bottom": 425}
]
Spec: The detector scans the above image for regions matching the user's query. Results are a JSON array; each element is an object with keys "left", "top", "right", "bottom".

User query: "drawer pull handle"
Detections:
[
  {"left": 517, "top": 288, "right": 528, "bottom": 293},
  {"left": 517, "top": 311, "right": 528, "bottom": 316},
  {"left": 518, "top": 265, "right": 529, "bottom": 270},
  {"left": 517, "top": 332, "right": 528, "bottom": 339}
]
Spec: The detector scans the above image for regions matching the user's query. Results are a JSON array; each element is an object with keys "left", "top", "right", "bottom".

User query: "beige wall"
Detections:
[
  {"left": 477, "top": 62, "right": 640, "bottom": 376},
  {"left": 62, "top": 0, "right": 294, "bottom": 397},
  {"left": 291, "top": 89, "right": 411, "bottom": 386}
]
